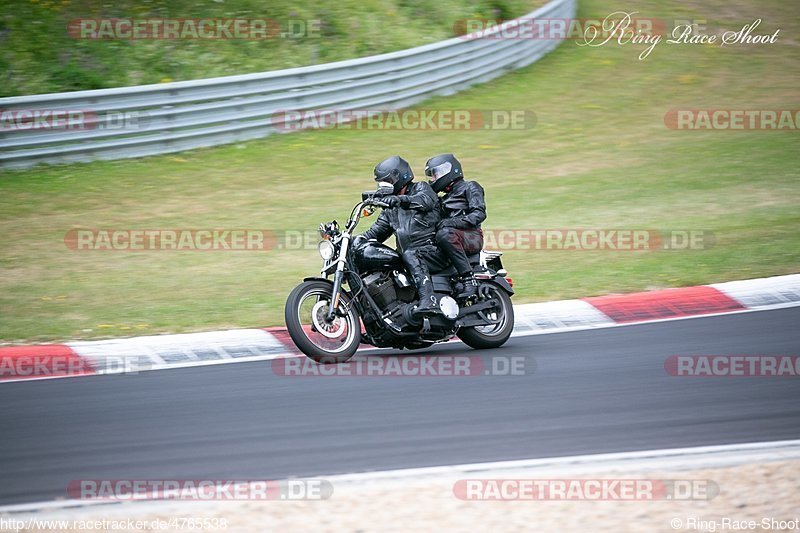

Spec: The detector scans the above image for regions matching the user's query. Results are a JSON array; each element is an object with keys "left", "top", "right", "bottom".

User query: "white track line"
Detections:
[
  {"left": 2, "top": 274, "right": 799, "bottom": 384},
  {"left": 321, "top": 439, "right": 800, "bottom": 486},
  {"left": 510, "top": 300, "right": 800, "bottom": 338},
  {"left": 2, "top": 439, "right": 798, "bottom": 514},
  {"left": 2, "top": 302, "right": 799, "bottom": 385}
]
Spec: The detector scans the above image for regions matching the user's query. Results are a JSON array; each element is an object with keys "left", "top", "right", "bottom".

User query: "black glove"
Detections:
[{"left": 385, "top": 196, "right": 410, "bottom": 208}]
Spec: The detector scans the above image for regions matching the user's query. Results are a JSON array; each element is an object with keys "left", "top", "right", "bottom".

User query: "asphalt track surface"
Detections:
[{"left": 2, "top": 307, "right": 799, "bottom": 505}]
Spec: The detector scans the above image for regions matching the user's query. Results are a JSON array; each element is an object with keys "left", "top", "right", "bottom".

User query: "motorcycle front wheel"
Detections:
[{"left": 284, "top": 280, "right": 361, "bottom": 364}]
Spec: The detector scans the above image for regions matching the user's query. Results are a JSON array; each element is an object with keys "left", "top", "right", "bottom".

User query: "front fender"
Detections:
[
  {"left": 303, "top": 276, "right": 330, "bottom": 284},
  {"left": 302, "top": 277, "right": 354, "bottom": 299}
]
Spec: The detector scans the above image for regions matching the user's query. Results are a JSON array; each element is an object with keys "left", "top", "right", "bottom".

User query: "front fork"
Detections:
[{"left": 325, "top": 234, "right": 350, "bottom": 322}]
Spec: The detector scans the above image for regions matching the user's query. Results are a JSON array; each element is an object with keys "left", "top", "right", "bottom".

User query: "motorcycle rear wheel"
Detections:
[{"left": 457, "top": 284, "right": 514, "bottom": 349}]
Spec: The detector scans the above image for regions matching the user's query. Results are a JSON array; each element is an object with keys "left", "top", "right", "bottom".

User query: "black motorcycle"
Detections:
[{"left": 284, "top": 185, "right": 515, "bottom": 363}]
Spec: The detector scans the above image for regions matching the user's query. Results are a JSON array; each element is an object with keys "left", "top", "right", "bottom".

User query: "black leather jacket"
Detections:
[
  {"left": 439, "top": 178, "right": 486, "bottom": 229},
  {"left": 361, "top": 181, "right": 441, "bottom": 252}
]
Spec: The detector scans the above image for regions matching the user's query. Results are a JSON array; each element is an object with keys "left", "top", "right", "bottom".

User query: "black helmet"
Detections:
[
  {"left": 374, "top": 156, "right": 414, "bottom": 194},
  {"left": 425, "top": 153, "right": 463, "bottom": 193}
]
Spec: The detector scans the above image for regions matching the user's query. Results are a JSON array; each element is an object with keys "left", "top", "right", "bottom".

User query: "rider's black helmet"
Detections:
[
  {"left": 425, "top": 153, "right": 463, "bottom": 193},
  {"left": 374, "top": 156, "right": 414, "bottom": 194}
]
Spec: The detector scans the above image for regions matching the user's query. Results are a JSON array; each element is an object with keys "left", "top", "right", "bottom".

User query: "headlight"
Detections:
[{"left": 318, "top": 240, "right": 335, "bottom": 261}]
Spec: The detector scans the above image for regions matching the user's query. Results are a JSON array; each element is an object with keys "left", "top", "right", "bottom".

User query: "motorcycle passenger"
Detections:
[
  {"left": 355, "top": 156, "right": 446, "bottom": 314},
  {"left": 425, "top": 153, "right": 486, "bottom": 301}
]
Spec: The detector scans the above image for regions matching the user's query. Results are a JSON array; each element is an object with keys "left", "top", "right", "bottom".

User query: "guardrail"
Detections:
[{"left": 0, "top": 0, "right": 576, "bottom": 169}]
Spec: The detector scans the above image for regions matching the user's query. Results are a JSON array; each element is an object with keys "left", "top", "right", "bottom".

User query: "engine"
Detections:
[
  {"left": 363, "top": 271, "right": 415, "bottom": 313},
  {"left": 361, "top": 269, "right": 459, "bottom": 343}
]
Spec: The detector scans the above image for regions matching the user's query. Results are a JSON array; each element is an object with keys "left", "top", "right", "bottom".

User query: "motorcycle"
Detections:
[{"left": 284, "top": 183, "right": 515, "bottom": 364}]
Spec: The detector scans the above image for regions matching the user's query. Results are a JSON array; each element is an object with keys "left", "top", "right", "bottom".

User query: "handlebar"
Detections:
[{"left": 344, "top": 198, "right": 389, "bottom": 234}]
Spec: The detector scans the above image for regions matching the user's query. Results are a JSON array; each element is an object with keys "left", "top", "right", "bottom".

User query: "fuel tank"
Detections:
[{"left": 353, "top": 241, "right": 403, "bottom": 272}]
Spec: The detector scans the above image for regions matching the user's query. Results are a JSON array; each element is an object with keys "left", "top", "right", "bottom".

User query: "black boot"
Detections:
[
  {"left": 456, "top": 272, "right": 479, "bottom": 301},
  {"left": 413, "top": 272, "right": 441, "bottom": 315}
]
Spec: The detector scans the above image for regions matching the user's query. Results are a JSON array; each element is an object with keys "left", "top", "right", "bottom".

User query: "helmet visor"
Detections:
[
  {"left": 425, "top": 161, "right": 452, "bottom": 183},
  {"left": 374, "top": 168, "right": 398, "bottom": 183}
]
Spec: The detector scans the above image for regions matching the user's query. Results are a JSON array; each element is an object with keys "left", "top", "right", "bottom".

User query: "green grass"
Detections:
[
  {"left": 0, "top": 0, "right": 535, "bottom": 96},
  {"left": 1, "top": 0, "right": 799, "bottom": 343}
]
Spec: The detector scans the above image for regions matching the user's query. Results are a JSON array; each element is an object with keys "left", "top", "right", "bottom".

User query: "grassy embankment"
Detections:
[{"left": 1, "top": 0, "right": 798, "bottom": 342}]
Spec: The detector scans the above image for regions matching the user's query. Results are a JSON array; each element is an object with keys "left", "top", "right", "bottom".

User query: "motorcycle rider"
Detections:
[
  {"left": 355, "top": 156, "right": 447, "bottom": 314},
  {"left": 425, "top": 153, "right": 486, "bottom": 301}
]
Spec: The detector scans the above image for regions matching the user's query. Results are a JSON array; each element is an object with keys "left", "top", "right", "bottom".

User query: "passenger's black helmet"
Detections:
[
  {"left": 374, "top": 155, "right": 414, "bottom": 194},
  {"left": 425, "top": 153, "right": 463, "bottom": 193}
]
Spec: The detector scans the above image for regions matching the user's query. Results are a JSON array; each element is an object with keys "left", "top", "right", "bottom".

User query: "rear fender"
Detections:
[{"left": 482, "top": 276, "right": 514, "bottom": 295}]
